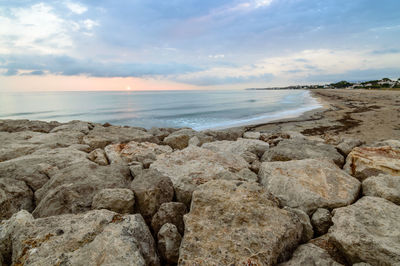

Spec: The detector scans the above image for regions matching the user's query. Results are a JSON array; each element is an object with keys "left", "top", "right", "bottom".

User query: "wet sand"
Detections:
[{"left": 247, "top": 89, "right": 400, "bottom": 144}]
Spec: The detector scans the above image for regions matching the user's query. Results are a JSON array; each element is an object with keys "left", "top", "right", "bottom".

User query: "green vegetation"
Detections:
[{"left": 331, "top": 81, "right": 353, "bottom": 88}]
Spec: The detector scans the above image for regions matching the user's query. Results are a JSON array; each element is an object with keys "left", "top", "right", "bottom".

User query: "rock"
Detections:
[
  {"left": 33, "top": 162, "right": 131, "bottom": 218},
  {"left": 0, "top": 209, "right": 159, "bottom": 265},
  {"left": 309, "top": 234, "right": 349, "bottom": 265},
  {"left": 87, "top": 148, "right": 109, "bottom": 165},
  {"left": 260, "top": 132, "right": 291, "bottom": 147},
  {"left": 279, "top": 243, "right": 343, "bottom": 266},
  {"left": 261, "top": 138, "right": 345, "bottom": 167},
  {"left": 27, "top": 131, "right": 85, "bottom": 148},
  {"left": 329, "top": 196, "right": 400, "bottom": 265},
  {"left": 150, "top": 145, "right": 251, "bottom": 206},
  {"left": 0, "top": 178, "right": 34, "bottom": 220},
  {"left": 362, "top": 174, "right": 400, "bottom": 204},
  {"left": 344, "top": 146, "right": 400, "bottom": 181},
  {"left": 352, "top": 263, "right": 372, "bottom": 266},
  {"left": 148, "top": 127, "right": 177, "bottom": 142},
  {"left": 202, "top": 138, "right": 269, "bottom": 162},
  {"left": 104, "top": 141, "right": 172, "bottom": 165},
  {"left": 259, "top": 159, "right": 361, "bottom": 214},
  {"left": 151, "top": 202, "right": 187, "bottom": 235},
  {"left": 179, "top": 180, "right": 302, "bottom": 265},
  {"left": 336, "top": 138, "right": 364, "bottom": 156},
  {"left": 49, "top": 121, "right": 94, "bottom": 134},
  {"left": 311, "top": 208, "right": 333, "bottom": 236},
  {"left": 370, "top": 139, "right": 400, "bottom": 149},
  {"left": 83, "top": 125, "right": 158, "bottom": 149},
  {"left": 284, "top": 207, "right": 313, "bottom": 243},
  {"left": 157, "top": 223, "right": 181, "bottom": 264},
  {"left": 130, "top": 169, "right": 174, "bottom": 221},
  {"left": 129, "top": 162, "right": 144, "bottom": 178},
  {"left": 163, "top": 129, "right": 197, "bottom": 149},
  {"left": 92, "top": 188, "right": 135, "bottom": 214},
  {"left": 202, "top": 127, "right": 245, "bottom": 141},
  {"left": 0, "top": 147, "right": 89, "bottom": 191},
  {"left": 243, "top": 131, "right": 261, "bottom": 139},
  {"left": 0, "top": 119, "right": 60, "bottom": 133}
]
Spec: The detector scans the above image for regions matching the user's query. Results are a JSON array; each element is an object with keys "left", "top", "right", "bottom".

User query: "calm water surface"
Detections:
[{"left": 0, "top": 90, "right": 320, "bottom": 130}]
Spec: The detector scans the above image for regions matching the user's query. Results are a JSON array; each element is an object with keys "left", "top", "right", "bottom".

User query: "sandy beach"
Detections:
[{"left": 249, "top": 89, "right": 400, "bottom": 143}]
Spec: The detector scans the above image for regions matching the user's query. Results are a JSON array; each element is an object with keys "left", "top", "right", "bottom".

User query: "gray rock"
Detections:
[
  {"left": 284, "top": 207, "right": 314, "bottom": 243},
  {"left": 329, "top": 196, "right": 400, "bottom": 265},
  {"left": 259, "top": 159, "right": 361, "bottom": 214},
  {"left": 104, "top": 141, "right": 172, "bottom": 165},
  {"left": 261, "top": 138, "right": 345, "bottom": 167},
  {"left": 0, "top": 209, "right": 159, "bottom": 265},
  {"left": 33, "top": 162, "right": 131, "bottom": 218},
  {"left": 370, "top": 139, "right": 400, "bottom": 149},
  {"left": 336, "top": 138, "right": 364, "bottom": 156},
  {"left": 129, "top": 162, "right": 144, "bottom": 178},
  {"left": 150, "top": 145, "right": 251, "bottom": 206},
  {"left": 151, "top": 202, "right": 187, "bottom": 235},
  {"left": 0, "top": 178, "right": 33, "bottom": 220},
  {"left": 179, "top": 180, "right": 302, "bottom": 265},
  {"left": 243, "top": 131, "right": 261, "bottom": 139},
  {"left": 163, "top": 129, "right": 199, "bottom": 149},
  {"left": 87, "top": 148, "right": 109, "bottom": 165},
  {"left": 344, "top": 146, "right": 400, "bottom": 181},
  {"left": 49, "top": 121, "right": 94, "bottom": 134},
  {"left": 157, "top": 223, "right": 181, "bottom": 264},
  {"left": 130, "top": 169, "right": 174, "bottom": 222},
  {"left": 362, "top": 174, "right": 400, "bottom": 204},
  {"left": 279, "top": 243, "right": 343, "bottom": 266},
  {"left": 311, "top": 208, "right": 333, "bottom": 236},
  {"left": 202, "top": 127, "right": 245, "bottom": 141},
  {"left": 92, "top": 188, "right": 135, "bottom": 214},
  {"left": 0, "top": 119, "right": 60, "bottom": 133}
]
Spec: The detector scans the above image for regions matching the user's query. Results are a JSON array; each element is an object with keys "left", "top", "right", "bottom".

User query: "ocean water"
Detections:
[{"left": 0, "top": 90, "right": 321, "bottom": 130}]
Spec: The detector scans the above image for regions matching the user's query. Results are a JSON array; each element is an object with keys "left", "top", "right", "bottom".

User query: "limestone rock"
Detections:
[
  {"left": 150, "top": 145, "right": 251, "bottom": 206},
  {"left": 129, "top": 162, "right": 144, "bottom": 178},
  {"left": 87, "top": 148, "right": 109, "bottom": 165},
  {"left": 202, "top": 138, "right": 269, "bottom": 162},
  {"left": 344, "top": 146, "right": 400, "bottom": 180},
  {"left": 0, "top": 178, "right": 34, "bottom": 220},
  {"left": 148, "top": 127, "right": 177, "bottom": 142},
  {"left": 362, "top": 174, "right": 400, "bottom": 204},
  {"left": 311, "top": 208, "right": 333, "bottom": 236},
  {"left": 0, "top": 209, "right": 159, "bottom": 265},
  {"left": 179, "top": 180, "right": 302, "bottom": 265},
  {"left": 33, "top": 162, "right": 131, "bottom": 218},
  {"left": 157, "top": 223, "right": 181, "bottom": 264},
  {"left": 92, "top": 188, "right": 135, "bottom": 214},
  {"left": 151, "top": 202, "right": 187, "bottom": 235},
  {"left": 105, "top": 141, "right": 172, "bottom": 165},
  {"left": 370, "top": 139, "right": 400, "bottom": 149},
  {"left": 259, "top": 159, "right": 361, "bottom": 214},
  {"left": 243, "top": 131, "right": 261, "bottom": 139},
  {"left": 284, "top": 207, "right": 313, "bottom": 243},
  {"left": 202, "top": 127, "right": 245, "bottom": 141},
  {"left": 49, "top": 121, "right": 94, "bottom": 134},
  {"left": 261, "top": 138, "right": 345, "bottom": 167},
  {"left": 336, "top": 138, "right": 364, "bottom": 156},
  {"left": 83, "top": 125, "right": 158, "bottom": 149},
  {"left": 163, "top": 129, "right": 197, "bottom": 149},
  {"left": 309, "top": 234, "right": 348, "bottom": 265},
  {"left": 279, "top": 243, "right": 343, "bottom": 266},
  {"left": 329, "top": 196, "right": 400, "bottom": 265},
  {"left": 130, "top": 169, "right": 174, "bottom": 221},
  {"left": 0, "top": 119, "right": 60, "bottom": 133}
]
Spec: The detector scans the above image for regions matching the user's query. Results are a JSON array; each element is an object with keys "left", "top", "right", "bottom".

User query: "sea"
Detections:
[{"left": 0, "top": 89, "right": 321, "bottom": 130}]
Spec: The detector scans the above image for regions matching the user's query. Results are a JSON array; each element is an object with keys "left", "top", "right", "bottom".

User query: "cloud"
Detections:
[
  {"left": 82, "top": 19, "right": 99, "bottom": 30},
  {"left": 208, "top": 54, "right": 225, "bottom": 59},
  {"left": 65, "top": 1, "right": 88, "bottom": 14}
]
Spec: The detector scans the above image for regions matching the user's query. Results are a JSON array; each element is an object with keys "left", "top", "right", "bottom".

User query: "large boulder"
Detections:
[
  {"left": 329, "top": 196, "right": 400, "bottom": 265},
  {"left": 202, "top": 138, "right": 269, "bottom": 162},
  {"left": 104, "top": 141, "right": 172, "bottom": 165},
  {"left": 163, "top": 129, "right": 200, "bottom": 149},
  {"left": 336, "top": 138, "right": 364, "bottom": 156},
  {"left": 243, "top": 131, "right": 261, "bottom": 140},
  {"left": 261, "top": 139, "right": 345, "bottom": 167},
  {"left": 150, "top": 145, "right": 252, "bottom": 206},
  {"left": 92, "top": 188, "right": 135, "bottom": 214},
  {"left": 130, "top": 169, "right": 174, "bottom": 222},
  {"left": 179, "top": 180, "right": 303, "bottom": 265},
  {"left": 259, "top": 159, "right": 361, "bottom": 214},
  {"left": 0, "top": 209, "right": 159, "bottom": 265},
  {"left": 202, "top": 127, "right": 245, "bottom": 141},
  {"left": 87, "top": 148, "right": 109, "bottom": 165},
  {"left": 33, "top": 162, "right": 131, "bottom": 218},
  {"left": 0, "top": 119, "right": 60, "bottom": 133},
  {"left": 49, "top": 121, "right": 94, "bottom": 134},
  {"left": 279, "top": 243, "right": 343, "bottom": 266},
  {"left": 370, "top": 139, "right": 400, "bottom": 149},
  {"left": 82, "top": 125, "right": 158, "bottom": 149},
  {"left": 0, "top": 131, "right": 42, "bottom": 162},
  {"left": 362, "top": 174, "right": 400, "bottom": 204},
  {"left": 283, "top": 207, "right": 313, "bottom": 243},
  {"left": 0, "top": 178, "right": 33, "bottom": 220},
  {"left": 344, "top": 146, "right": 400, "bottom": 181}
]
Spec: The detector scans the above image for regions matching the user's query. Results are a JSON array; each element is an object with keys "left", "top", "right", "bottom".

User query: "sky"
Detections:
[{"left": 0, "top": 0, "right": 400, "bottom": 91}]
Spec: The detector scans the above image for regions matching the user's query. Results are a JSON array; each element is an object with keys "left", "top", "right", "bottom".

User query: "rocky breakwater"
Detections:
[{"left": 0, "top": 119, "right": 399, "bottom": 265}]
